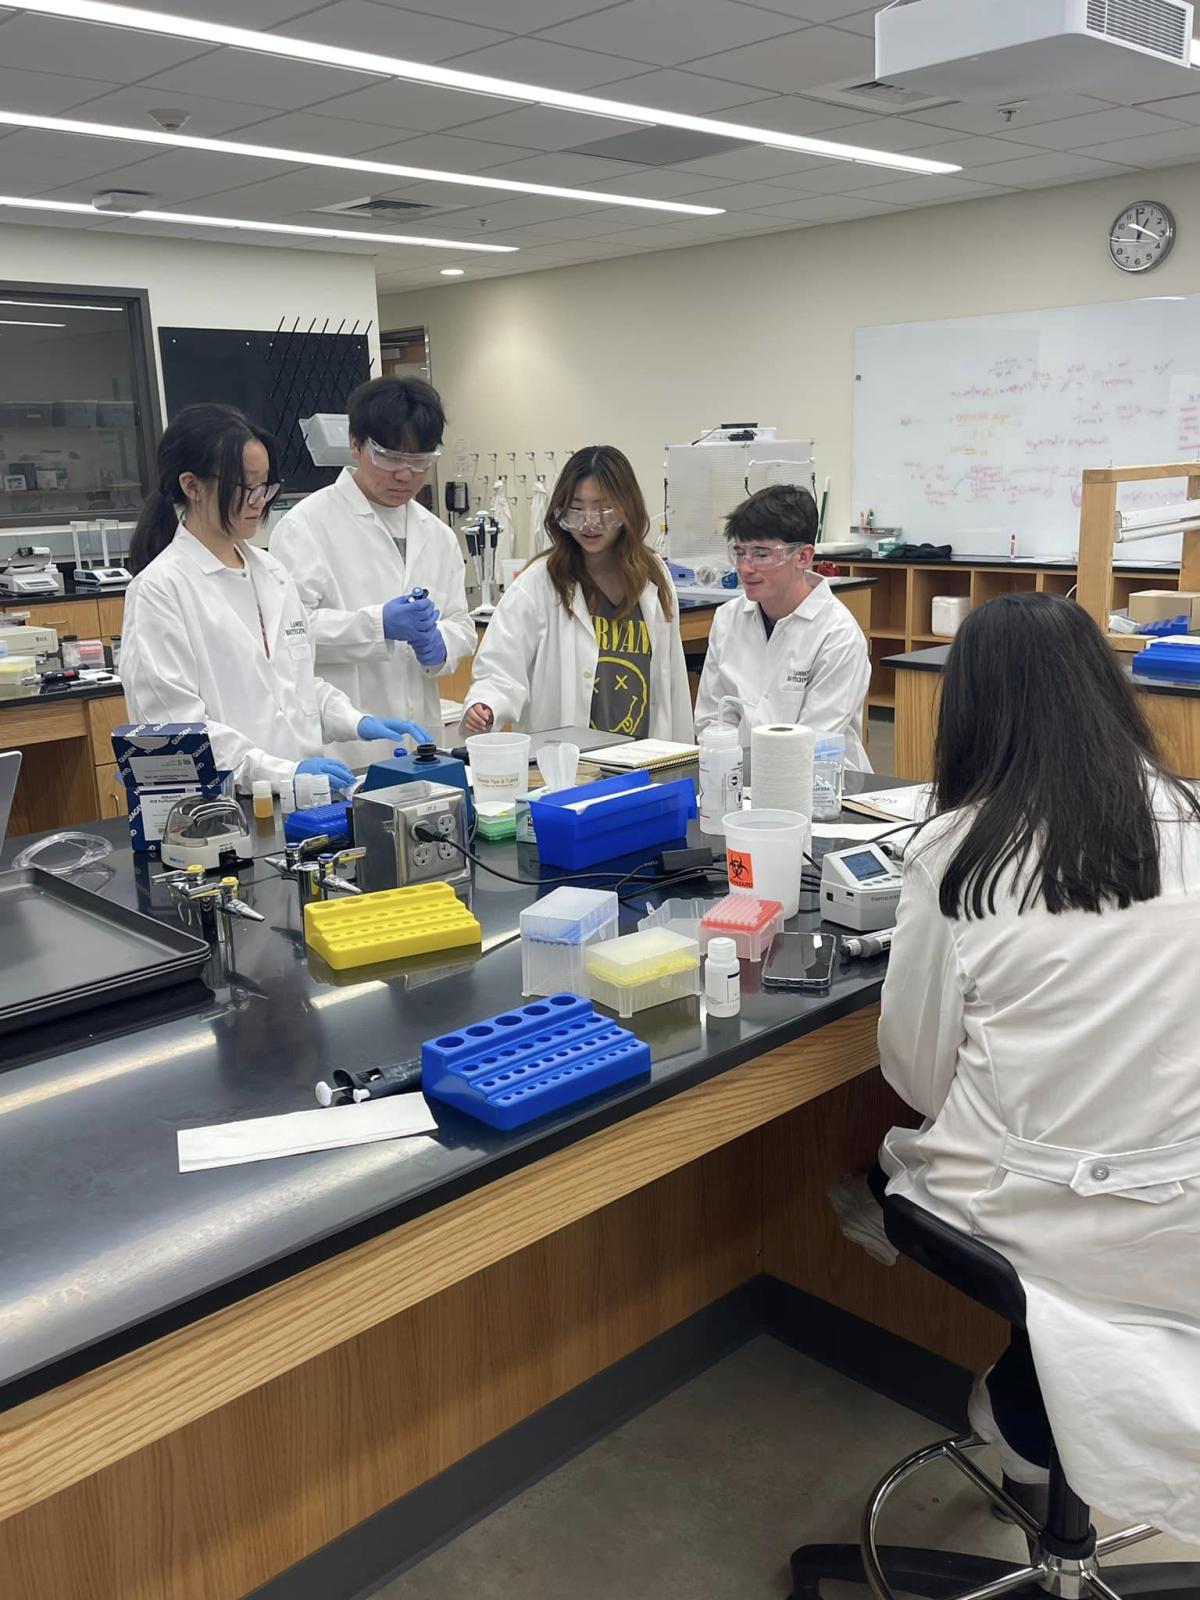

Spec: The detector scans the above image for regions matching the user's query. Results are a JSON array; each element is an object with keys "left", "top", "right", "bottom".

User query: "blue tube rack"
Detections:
[{"left": 422, "top": 992, "right": 651, "bottom": 1131}]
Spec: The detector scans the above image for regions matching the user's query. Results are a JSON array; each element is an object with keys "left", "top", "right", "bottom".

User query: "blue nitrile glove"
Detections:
[
  {"left": 296, "top": 755, "right": 356, "bottom": 794},
  {"left": 383, "top": 592, "right": 439, "bottom": 646},
  {"left": 412, "top": 624, "right": 447, "bottom": 668},
  {"left": 358, "top": 715, "right": 433, "bottom": 747}
]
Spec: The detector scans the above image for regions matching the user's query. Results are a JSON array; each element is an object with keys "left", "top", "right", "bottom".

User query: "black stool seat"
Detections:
[{"left": 788, "top": 1191, "right": 1200, "bottom": 1600}]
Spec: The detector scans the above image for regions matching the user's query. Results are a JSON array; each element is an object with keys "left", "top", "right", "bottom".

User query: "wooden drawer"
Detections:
[
  {"left": 1, "top": 598, "right": 101, "bottom": 638},
  {"left": 95, "top": 762, "right": 128, "bottom": 818},
  {"left": 97, "top": 596, "right": 125, "bottom": 641},
  {"left": 86, "top": 692, "right": 129, "bottom": 766}
]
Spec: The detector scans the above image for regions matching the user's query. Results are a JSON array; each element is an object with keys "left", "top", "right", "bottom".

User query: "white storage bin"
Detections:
[{"left": 931, "top": 595, "right": 971, "bottom": 637}]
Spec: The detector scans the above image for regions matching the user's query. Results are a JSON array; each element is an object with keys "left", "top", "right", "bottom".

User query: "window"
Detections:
[{"left": 0, "top": 283, "right": 160, "bottom": 530}]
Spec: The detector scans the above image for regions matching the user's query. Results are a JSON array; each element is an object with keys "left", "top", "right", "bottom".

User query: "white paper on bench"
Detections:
[{"left": 178, "top": 1095, "right": 438, "bottom": 1172}]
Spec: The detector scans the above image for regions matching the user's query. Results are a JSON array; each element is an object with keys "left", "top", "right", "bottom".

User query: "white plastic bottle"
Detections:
[
  {"left": 704, "top": 937, "right": 741, "bottom": 1018},
  {"left": 698, "top": 725, "right": 743, "bottom": 835},
  {"left": 309, "top": 773, "right": 332, "bottom": 807}
]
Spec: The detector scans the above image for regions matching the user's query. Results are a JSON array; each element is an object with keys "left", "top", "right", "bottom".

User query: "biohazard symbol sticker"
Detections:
[{"left": 727, "top": 849, "right": 753, "bottom": 888}]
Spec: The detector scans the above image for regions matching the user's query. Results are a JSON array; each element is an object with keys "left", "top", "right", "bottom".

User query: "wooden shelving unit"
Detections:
[{"left": 830, "top": 559, "right": 1180, "bottom": 709}]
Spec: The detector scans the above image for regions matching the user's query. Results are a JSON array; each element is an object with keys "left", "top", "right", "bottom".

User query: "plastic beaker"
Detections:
[
  {"left": 721, "top": 808, "right": 807, "bottom": 918},
  {"left": 467, "top": 731, "right": 531, "bottom": 803}
]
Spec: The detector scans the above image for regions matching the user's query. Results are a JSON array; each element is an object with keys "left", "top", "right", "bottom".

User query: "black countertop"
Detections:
[
  {"left": 0, "top": 674, "right": 123, "bottom": 712},
  {"left": 0, "top": 787, "right": 891, "bottom": 1414},
  {"left": 883, "top": 643, "right": 1200, "bottom": 699},
  {"left": 0, "top": 573, "right": 129, "bottom": 607}
]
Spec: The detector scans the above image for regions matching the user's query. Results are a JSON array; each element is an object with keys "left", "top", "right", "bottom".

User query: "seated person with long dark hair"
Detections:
[{"left": 879, "top": 592, "right": 1200, "bottom": 1542}]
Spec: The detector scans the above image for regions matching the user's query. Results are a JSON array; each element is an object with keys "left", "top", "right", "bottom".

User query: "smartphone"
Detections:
[{"left": 762, "top": 931, "right": 837, "bottom": 994}]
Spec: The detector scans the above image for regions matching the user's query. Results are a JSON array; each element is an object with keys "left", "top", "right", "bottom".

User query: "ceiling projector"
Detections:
[{"left": 876, "top": 0, "right": 1196, "bottom": 106}]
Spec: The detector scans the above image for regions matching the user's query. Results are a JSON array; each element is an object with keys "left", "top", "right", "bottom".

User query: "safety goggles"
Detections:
[
  {"left": 238, "top": 480, "right": 282, "bottom": 509},
  {"left": 365, "top": 438, "right": 442, "bottom": 475},
  {"left": 727, "top": 541, "right": 796, "bottom": 571},
  {"left": 558, "top": 506, "right": 620, "bottom": 533}
]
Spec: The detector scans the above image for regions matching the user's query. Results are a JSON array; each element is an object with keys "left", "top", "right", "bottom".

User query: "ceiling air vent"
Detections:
[
  {"left": 314, "top": 196, "right": 453, "bottom": 223},
  {"left": 1086, "top": 0, "right": 1192, "bottom": 61},
  {"left": 808, "top": 77, "right": 954, "bottom": 114}
]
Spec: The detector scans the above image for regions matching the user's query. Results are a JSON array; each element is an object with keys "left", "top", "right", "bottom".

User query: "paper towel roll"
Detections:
[{"left": 751, "top": 723, "right": 815, "bottom": 848}]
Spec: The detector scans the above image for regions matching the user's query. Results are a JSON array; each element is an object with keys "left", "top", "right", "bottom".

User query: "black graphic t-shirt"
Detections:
[{"left": 589, "top": 595, "right": 651, "bottom": 737}]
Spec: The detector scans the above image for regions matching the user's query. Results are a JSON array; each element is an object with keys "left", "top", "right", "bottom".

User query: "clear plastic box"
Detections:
[
  {"left": 584, "top": 927, "right": 700, "bottom": 1018},
  {"left": 699, "top": 894, "right": 785, "bottom": 963},
  {"left": 520, "top": 887, "right": 618, "bottom": 998},
  {"left": 637, "top": 896, "right": 717, "bottom": 940}
]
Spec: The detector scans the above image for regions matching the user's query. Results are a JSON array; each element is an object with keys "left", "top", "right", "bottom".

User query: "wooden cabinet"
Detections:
[
  {"left": 1, "top": 597, "right": 101, "bottom": 639},
  {"left": 94, "top": 763, "right": 128, "bottom": 818},
  {"left": 96, "top": 596, "right": 125, "bottom": 646}
]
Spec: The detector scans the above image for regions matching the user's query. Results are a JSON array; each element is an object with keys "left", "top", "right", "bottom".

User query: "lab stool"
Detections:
[{"left": 788, "top": 1194, "right": 1200, "bottom": 1600}]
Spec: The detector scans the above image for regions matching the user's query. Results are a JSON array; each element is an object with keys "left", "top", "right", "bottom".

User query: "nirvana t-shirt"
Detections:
[{"left": 590, "top": 594, "right": 651, "bottom": 737}]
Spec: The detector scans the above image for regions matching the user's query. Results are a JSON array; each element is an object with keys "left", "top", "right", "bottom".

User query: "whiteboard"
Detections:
[{"left": 852, "top": 296, "right": 1200, "bottom": 563}]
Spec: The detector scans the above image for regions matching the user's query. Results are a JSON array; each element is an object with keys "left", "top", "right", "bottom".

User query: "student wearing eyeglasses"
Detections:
[
  {"left": 270, "top": 377, "right": 475, "bottom": 763},
  {"left": 693, "top": 484, "right": 871, "bottom": 769},
  {"left": 122, "top": 405, "right": 427, "bottom": 795},
  {"left": 463, "top": 445, "right": 691, "bottom": 739}
]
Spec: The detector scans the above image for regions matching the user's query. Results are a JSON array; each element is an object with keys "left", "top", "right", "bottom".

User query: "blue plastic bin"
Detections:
[
  {"left": 1131, "top": 641, "right": 1200, "bottom": 683},
  {"left": 422, "top": 992, "right": 651, "bottom": 1130},
  {"left": 528, "top": 771, "right": 697, "bottom": 870},
  {"left": 284, "top": 803, "right": 351, "bottom": 846}
]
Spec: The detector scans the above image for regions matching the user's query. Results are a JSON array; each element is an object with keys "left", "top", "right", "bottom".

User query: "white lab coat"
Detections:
[
  {"left": 121, "top": 528, "right": 362, "bottom": 792},
  {"left": 465, "top": 556, "right": 694, "bottom": 739},
  {"left": 269, "top": 469, "right": 476, "bottom": 765},
  {"left": 878, "top": 792, "right": 1200, "bottom": 1542},
  {"left": 693, "top": 578, "right": 871, "bottom": 771}
]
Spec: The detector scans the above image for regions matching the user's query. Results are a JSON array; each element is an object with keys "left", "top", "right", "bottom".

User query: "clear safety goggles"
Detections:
[
  {"left": 557, "top": 506, "right": 620, "bottom": 533},
  {"left": 727, "top": 541, "right": 796, "bottom": 571},
  {"left": 239, "top": 480, "right": 281, "bottom": 509},
  {"left": 365, "top": 438, "right": 442, "bottom": 475}
]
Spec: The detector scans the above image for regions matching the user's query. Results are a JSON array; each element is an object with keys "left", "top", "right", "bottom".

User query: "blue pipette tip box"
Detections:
[
  {"left": 284, "top": 802, "right": 351, "bottom": 845},
  {"left": 422, "top": 992, "right": 651, "bottom": 1131}
]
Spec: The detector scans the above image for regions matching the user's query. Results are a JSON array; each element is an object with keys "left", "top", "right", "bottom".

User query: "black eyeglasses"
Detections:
[{"left": 238, "top": 481, "right": 282, "bottom": 508}]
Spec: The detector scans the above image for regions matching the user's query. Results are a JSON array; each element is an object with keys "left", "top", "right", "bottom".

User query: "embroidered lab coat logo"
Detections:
[{"left": 785, "top": 667, "right": 810, "bottom": 688}]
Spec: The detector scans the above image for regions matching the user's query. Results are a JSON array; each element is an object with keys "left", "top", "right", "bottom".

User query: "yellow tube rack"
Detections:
[{"left": 304, "top": 882, "right": 481, "bottom": 971}]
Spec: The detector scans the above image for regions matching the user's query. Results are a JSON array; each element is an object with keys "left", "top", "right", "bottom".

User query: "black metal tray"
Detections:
[{"left": 0, "top": 868, "right": 211, "bottom": 1034}]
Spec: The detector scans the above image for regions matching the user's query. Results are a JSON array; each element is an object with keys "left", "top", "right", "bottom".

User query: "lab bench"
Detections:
[
  {"left": 0, "top": 780, "right": 998, "bottom": 1600},
  {"left": 885, "top": 643, "right": 1200, "bottom": 780}
]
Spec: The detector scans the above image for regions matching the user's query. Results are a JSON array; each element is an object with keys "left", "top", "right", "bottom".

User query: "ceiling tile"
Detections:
[
  {"left": 796, "top": 114, "right": 961, "bottom": 153},
  {"left": 674, "top": 179, "right": 815, "bottom": 210},
  {"left": 445, "top": 104, "right": 649, "bottom": 150},
  {"left": 478, "top": 150, "right": 648, "bottom": 185},
  {"left": 540, "top": 0, "right": 795, "bottom": 68},
  {"left": 180, "top": 165, "right": 425, "bottom": 213},
  {"left": 1012, "top": 107, "right": 1187, "bottom": 151},
  {"left": 405, "top": 192, "right": 592, "bottom": 229},
  {"left": 64, "top": 85, "right": 271, "bottom": 138},
  {"left": 671, "top": 145, "right": 829, "bottom": 181},
  {"left": 906, "top": 95, "right": 1120, "bottom": 137},
  {"left": 849, "top": 173, "right": 1008, "bottom": 205},
  {"left": 141, "top": 50, "right": 381, "bottom": 112},
  {"left": 0, "top": 65, "right": 120, "bottom": 116},
  {"left": 478, "top": 207, "right": 641, "bottom": 242},
  {"left": 314, "top": 81, "right": 523, "bottom": 132},
  {"left": 901, "top": 133, "right": 1045, "bottom": 169},
  {"left": 0, "top": 206, "right": 108, "bottom": 232},
  {"left": 714, "top": 93, "right": 877, "bottom": 134},
  {"left": 587, "top": 67, "right": 777, "bottom": 115},
  {"left": 148, "top": 0, "right": 323, "bottom": 22},
  {"left": 0, "top": 15, "right": 211, "bottom": 82},
  {"left": 758, "top": 191, "right": 902, "bottom": 220},
  {"left": 1086, "top": 125, "right": 1200, "bottom": 167},
  {"left": 965, "top": 149, "right": 1136, "bottom": 188},
  {"left": 272, "top": 2, "right": 511, "bottom": 60},
  {"left": 685, "top": 24, "right": 873, "bottom": 93},
  {"left": 442, "top": 38, "right": 635, "bottom": 91},
  {"left": 581, "top": 166, "right": 736, "bottom": 199},
  {"left": 827, "top": 8, "right": 880, "bottom": 37},
  {"left": 377, "top": 176, "right": 511, "bottom": 207},
  {"left": 1134, "top": 92, "right": 1200, "bottom": 126},
  {"left": 221, "top": 108, "right": 422, "bottom": 153},
  {"left": 354, "top": 130, "right": 535, "bottom": 169},
  {"left": 731, "top": 0, "right": 880, "bottom": 19},
  {"left": 396, "top": 0, "right": 609, "bottom": 30},
  {"left": 0, "top": 129, "right": 148, "bottom": 195},
  {"left": 41, "top": 147, "right": 304, "bottom": 204}
]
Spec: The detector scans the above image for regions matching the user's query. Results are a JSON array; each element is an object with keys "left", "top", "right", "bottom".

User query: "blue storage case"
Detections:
[
  {"left": 422, "top": 992, "right": 651, "bottom": 1130},
  {"left": 1131, "top": 640, "right": 1200, "bottom": 683},
  {"left": 528, "top": 770, "right": 697, "bottom": 870},
  {"left": 284, "top": 803, "right": 351, "bottom": 846}
]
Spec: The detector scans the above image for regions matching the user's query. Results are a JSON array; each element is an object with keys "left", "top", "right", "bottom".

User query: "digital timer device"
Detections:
[{"left": 820, "top": 842, "right": 903, "bottom": 932}]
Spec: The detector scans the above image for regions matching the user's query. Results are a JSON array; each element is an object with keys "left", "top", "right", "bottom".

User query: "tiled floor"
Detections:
[{"left": 376, "top": 1336, "right": 1198, "bottom": 1599}]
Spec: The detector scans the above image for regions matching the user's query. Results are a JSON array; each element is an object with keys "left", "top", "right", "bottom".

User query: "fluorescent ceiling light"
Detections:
[
  {"left": 0, "top": 194, "right": 519, "bottom": 250},
  {"left": 0, "top": 317, "right": 65, "bottom": 326},
  {"left": 1115, "top": 500, "right": 1200, "bottom": 542},
  {"left": 13, "top": 0, "right": 962, "bottom": 178},
  {"left": 0, "top": 110, "right": 726, "bottom": 216},
  {"left": 440, "top": 268, "right": 465, "bottom": 277},
  {"left": 0, "top": 296, "right": 122, "bottom": 310}
]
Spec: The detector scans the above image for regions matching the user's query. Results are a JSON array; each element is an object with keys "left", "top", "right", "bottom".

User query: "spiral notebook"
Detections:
[
  {"left": 843, "top": 783, "right": 934, "bottom": 824},
  {"left": 588, "top": 739, "right": 700, "bottom": 772}
]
